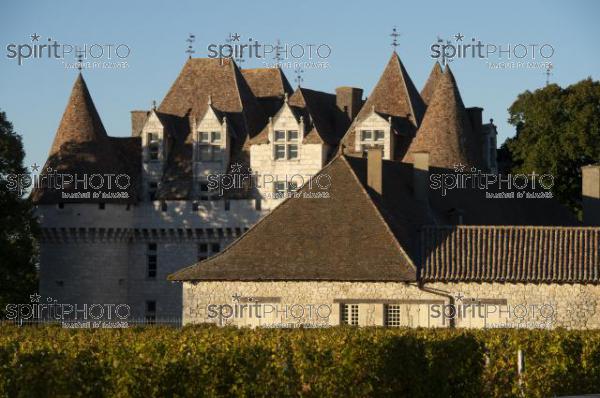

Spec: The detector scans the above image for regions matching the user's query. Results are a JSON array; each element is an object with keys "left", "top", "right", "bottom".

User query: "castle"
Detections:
[{"left": 33, "top": 51, "right": 600, "bottom": 326}]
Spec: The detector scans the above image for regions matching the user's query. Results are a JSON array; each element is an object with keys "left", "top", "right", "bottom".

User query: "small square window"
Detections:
[
  {"left": 148, "top": 243, "right": 157, "bottom": 252},
  {"left": 275, "top": 131, "right": 285, "bottom": 141},
  {"left": 200, "top": 182, "right": 209, "bottom": 192},
  {"left": 57, "top": 203, "right": 65, "bottom": 209},
  {"left": 274, "top": 181, "right": 286, "bottom": 193},
  {"left": 275, "top": 145, "right": 285, "bottom": 159},
  {"left": 288, "top": 145, "right": 298, "bottom": 159},
  {"left": 374, "top": 130, "right": 385, "bottom": 141},
  {"left": 199, "top": 243, "right": 208, "bottom": 253},
  {"left": 200, "top": 132, "right": 210, "bottom": 143},
  {"left": 288, "top": 130, "right": 298, "bottom": 141},
  {"left": 146, "top": 301, "right": 156, "bottom": 312},
  {"left": 211, "top": 243, "right": 220, "bottom": 253},
  {"left": 361, "top": 130, "right": 372, "bottom": 141},
  {"left": 212, "top": 131, "right": 221, "bottom": 143},
  {"left": 99, "top": 203, "right": 106, "bottom": 210},
  {"left": 288, "top": 181, "right": 298, "bottom": 191}
]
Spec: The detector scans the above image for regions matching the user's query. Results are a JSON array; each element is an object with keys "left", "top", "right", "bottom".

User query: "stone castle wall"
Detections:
[{"left": 182, "top": 280, "right": 600, "bottom": 329}]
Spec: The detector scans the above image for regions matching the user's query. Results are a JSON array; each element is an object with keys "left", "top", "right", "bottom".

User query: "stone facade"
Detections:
[{"left": 182, "top": 281, "right": 600, "bottom": 329}]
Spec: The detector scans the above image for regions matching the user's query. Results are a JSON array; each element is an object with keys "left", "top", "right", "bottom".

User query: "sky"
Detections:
[{"left": 1, "top": 0, "right": 599, "bottom": 170}]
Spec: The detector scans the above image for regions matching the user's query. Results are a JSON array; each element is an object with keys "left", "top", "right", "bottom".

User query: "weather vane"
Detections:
[
  {"left": 294, "top": 66, "right": 304, "bottom": 87},
  {"left": 274, "top": 39, "right": 283, "bottom": 64},
  {"left": 545, "top": 64, "right": 554, "bottom": 86},
  {"left": 186, "top": 33, "right": 196, "bottom": 59},
  {"left": 390, "top": 27, "right": 400, "bottom": 50},
  {"left": 76, "top": 51, "right": 83, "bottom": 71}
]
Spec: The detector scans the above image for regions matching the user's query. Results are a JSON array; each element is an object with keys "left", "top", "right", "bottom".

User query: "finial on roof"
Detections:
[
  {"left": 390, "top": 26, "right": 400, "bottom": 51},
  {"left": 152, "top": 100, "right": 157, "bottom": 110},
  {"left": 76, "top": 52, "right": 83, "bottom": 72},
  {"left": 371, "top": 105, "right": 375, "bottom": 113},
  {"left": 284, "top": 92, "right": 289, "bottom": 103},
  {"left": 294, "top": 66, "right": 304, "bottom": 87},
  {"left": 186, "top": 33, "right": 196, "bottom": 59},
  {"left": 208, "top": 95, "right": 212, "bottom": 105},
  {"left": 274, "top": 39, "right": 283, "bottom": 64},
  {"left": 545, "top": 64, "right": 553, "bottom": 86}
]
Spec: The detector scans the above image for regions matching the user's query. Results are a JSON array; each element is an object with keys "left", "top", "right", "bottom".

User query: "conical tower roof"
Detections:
[
  {"left": 49, "top": 74, "right": 109, "bottom": 155},
  {"left": 354, "top": 51, "right": 425, "bottom": 126},
  {"left": 420, "top": 62, "right": 443, "bottom": 106},
  {"left": 403, "top": 65, "right": 475, "bottom": 168}
]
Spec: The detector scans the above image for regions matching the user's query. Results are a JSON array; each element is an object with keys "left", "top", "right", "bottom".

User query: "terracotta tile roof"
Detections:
[
  {"left": 170, "top": 155, "right": 580, "bottom": 282},
  {"left": 342, "top": 51, "right": 425, "bottom": 156},
  {"left": 241, "top": 68, "right": 292, "bottom": 98},
  {"left": 31, "top": 74, "right": 140, "bottom": 204},
  {"left": 419, "top": 226, "right": 600, "bottom": 283},
  {"left": 169, "top": 155, "right": 418, "bottom": 282},
  {"left": 403, "top": 65, "right": 480, "bottom": 168},
  {"left": 420, "top": 62, "right": 443, "bottom": 105}
]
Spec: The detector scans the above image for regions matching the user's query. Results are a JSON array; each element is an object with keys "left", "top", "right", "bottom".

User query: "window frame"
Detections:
[{"left": 273, "top": 129, "right": 300, "bottom": 160}]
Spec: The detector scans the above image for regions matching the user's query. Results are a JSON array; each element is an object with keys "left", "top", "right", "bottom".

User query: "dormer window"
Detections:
[
  {"left": 273, "top": 130, "right": 299, "bottom": 160},
  {"left": 147, "top": 133, "right": 160, "bottom": 161},
  {"left": 359, "top": 129, "right": 385, "bottom": 155},
  {"left": 197, "top": 131, "right": 223, "bottom": 162}
]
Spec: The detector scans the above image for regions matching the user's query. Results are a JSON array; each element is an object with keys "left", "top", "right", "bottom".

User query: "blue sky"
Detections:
[{"left": 1, "top": 0, "right": 599, "bottom": 169}]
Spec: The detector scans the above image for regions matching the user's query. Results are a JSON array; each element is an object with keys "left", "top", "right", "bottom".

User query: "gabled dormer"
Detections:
[
  {"left": 353, "top": 106, "right": 399, "bottom": 160},
  {"left": 193, "top": 96, "right": 231, "bottom": 181},
  {"left": 268, "top": 93, "right": 304, "bottom": 161},
  {"left": 141, "top": 109, "right": 169, "bottom": 164}
]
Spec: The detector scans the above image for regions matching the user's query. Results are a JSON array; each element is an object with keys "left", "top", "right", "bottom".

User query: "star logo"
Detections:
[
  {"left": 30, "top": 293, "right": 41, "bottom": 303},
  {"left": 30, "top": 33, "right": 40, "bottom": 42},
  {"left": 231, "top": 33, "right": 241, "bottom": 42},
  {"left": 454, "top": 163, "right": 466, "bottom": 173},
  {"left": 231, "top": 293, "right": 242, "bottom": 302},
  {"left": 30, "top": 163, "right": 40, "bottom": 172},
  {"left": 454, "top": 32, "right": 464, "bottom": 42},
  {"left": 454, "top": 292, "right": 465, "bottom": 302},
  {"left": 231, "top": 162, "right": 242, "bottom": 173}
]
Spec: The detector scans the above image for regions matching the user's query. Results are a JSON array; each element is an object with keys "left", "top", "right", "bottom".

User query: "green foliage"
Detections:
[
  {"left": 0, "top": 110, "right": 39, "bottom": 316},
  {"left": 503, "top": 78, "right": 600, "bottom": 217},
  {"left": 1, "top": 325, "right": 600, "bottom": 397}
]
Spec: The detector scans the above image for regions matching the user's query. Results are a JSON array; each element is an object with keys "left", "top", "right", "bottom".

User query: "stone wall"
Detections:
[{"left": 181, "top": 280, "right": 600, "bottom": 329}]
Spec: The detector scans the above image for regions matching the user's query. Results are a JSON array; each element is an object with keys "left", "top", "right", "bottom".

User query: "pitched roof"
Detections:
[
  {"left": 169, "top": 150, "right": 580, "bottom": 282},
  {"left": 250, "top": 87, "right": 346, "bottom": 146},
  {"left": 341, "top": 52, "right": 425, "bottom": 156},
  {"left": 32, "top": 74, "right": 140, "bottom": 204},
  {"left": 420, "top": 226, "right": 600, "bottom": 283},
  {"left": 403, "top": 65, "right": 477, "bottom": 168},
  {"left": 158, "top": 58, "right": 265, "bottom": 142},
  {"left": 169, "top": 155, "right": 418, "bottom": 282},
  {"left": 241, "top": 68, "right": 293, "bottom": 99},
  {"left": 420, "top": 62, "right": 443, "bottom": 105}
]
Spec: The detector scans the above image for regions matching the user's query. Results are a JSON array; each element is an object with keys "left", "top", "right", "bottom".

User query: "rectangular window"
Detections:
[
  {"left": 212, "top": 131, "right": 221, "bottom": 143},
  {"left": 200, "top": 132, "right": 210, "bottom": 143},
  {"left": 374, "top": 130, "right": 385, "bottom": 141},
  {"left": 197, "top": 242, "right": 221, "bottom": 261},
  {"left": 287, "top": 130, "right": 298, "bottom": 141},
  {"left": 274, "top": 145, "right": 286, "bottom": 160},
  {"left": 148, "top": 133, "right": 160, "bottom": 161},
  {"left": 287, "top": 145, "right": 298, "bottom": 159},
  {"left": 199, "top": 181, "right": 216, "bottom": 201},
  {"left": 145, "top": 300, "right": 156, "bottom": 323},
  {"left": 274, "top": 130, "right": 286, "bottom": 141},
  {"left": 274, "top": 181, "right": 286, "bottom": 194},
  {"left": 385, "top": 304, "right": 401, "bottom": 327},
  {"left": 199, "top": 145, "right": 212, "bottom": 161},
  {"left": 147, "top": 243, "right": 157, "bottom": 279},
  {"left": 341, "top": 304, "right": 359, "bottom": 326},
  {"left": 361, "top": 130, "right": 372, "bottom": 141}
]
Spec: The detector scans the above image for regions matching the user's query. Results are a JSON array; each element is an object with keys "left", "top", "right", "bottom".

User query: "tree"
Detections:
[
  {"left": 502, "top": 78, "right": 600, "bottom": 217},
  {"left": 0, "top": 110, "right": 38, "bottom": 315}
]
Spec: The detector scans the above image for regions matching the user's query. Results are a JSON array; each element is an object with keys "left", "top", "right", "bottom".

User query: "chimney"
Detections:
[
  {"left": 582, "top": 165, "right": 600, "bottom": 225},
  {"left": 466, "top": 107, "right": 483, "bottom": 134},
  {"left": 131, "top": 110, "right": 149, "bottom": 137},
  {"left": 336, "top": 86, "right": 363, "bottom": 123},
  {"left": 413, "top": 152, "right": 430, "bottom": 202},
  {"left": 367, "top": 147, "right": 383, "bottom": 195}
]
